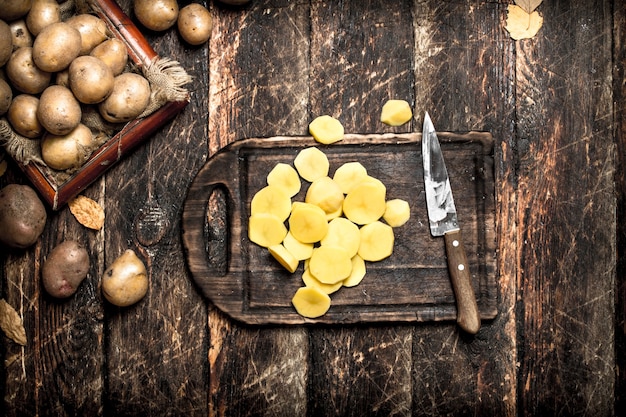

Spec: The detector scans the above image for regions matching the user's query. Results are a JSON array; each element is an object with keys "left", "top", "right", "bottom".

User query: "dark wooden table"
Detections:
[{"left": 2, "top": 0, "right": 625, "bottom": 415}]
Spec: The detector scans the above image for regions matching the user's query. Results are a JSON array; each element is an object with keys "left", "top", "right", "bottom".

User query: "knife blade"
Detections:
[{"left": 422, "top": 112, "right": 480, "bottom": 334}]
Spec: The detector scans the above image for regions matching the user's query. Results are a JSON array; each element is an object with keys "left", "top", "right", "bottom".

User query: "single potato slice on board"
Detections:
[
  {"left": 380, "top": 99, "right": 412, "bottom": 126},
  {"left": 282, "top": 231, "right": 314, "bottom": 261},
  {"left": 308, "top": 115, "right": 344, "bottom": 144},
  {"left": 294, "top": 147, "right": 329, "bottom": 182},
  {"left": 291, "top": 286, "right": 331, "bottom": 318},
  {"left": 267, "top": 163, "right": 301, "bottom": 197},
  {"left": 250, "top": 185, "right": 292, "bottom": 222},
  {"left": 248, "top": 213, "right": 287, "bottom": 248},
  {"left": 343, "top": 180, "right": 387, "bottom": 225},
  {"left": 343, "top": 255, "right": 366, "bottom": 287},
  {"left": 289, "top": 203, "right": 329, "bottom": 243},
  {"left": 305, "top": 176, "right": 344, "bottom": 215},
  {"left": 269, "top": 244, "right": 299, "bottom": 273},
  {"left": 302, "top": 268, "right": 343, "bottom": 294},
  {"left": 308, "top": 246, "right": 352, "bottom": 284},
  {"left": 333, "top": 161, "right": 368, "bottom": 194},
  {"left": 358, "top": 221, "right": 394, "bottom": 261},
  {"left": 320, "top": 217, "right": 361, "bottom": 258},
  {"left": 383, "top": 198, "right": 411, "bottom": 227}
]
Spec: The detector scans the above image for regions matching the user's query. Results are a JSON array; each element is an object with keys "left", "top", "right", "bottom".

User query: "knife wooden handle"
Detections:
[{"left": 444, "top": 229, "right": 481, "bottom": 334}]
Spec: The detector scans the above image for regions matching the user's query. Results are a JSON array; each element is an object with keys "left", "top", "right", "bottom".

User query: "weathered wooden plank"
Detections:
[
  {"left": 100, "top": 2, "right": 209, "bottom": 415},
  {"left": 514, "top": 0, "right": 616, "bottom": 415},
  {"left": 409, "top": 1, "right": 517, "bottom": 415},
  {"left": 207, "top": 1, "right": 310, "bottom": 416}
]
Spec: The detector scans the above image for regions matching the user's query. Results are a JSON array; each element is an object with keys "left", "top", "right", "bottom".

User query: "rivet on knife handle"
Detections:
[{"left": 443, "top": 229, "right": 480, "bottom": 334}]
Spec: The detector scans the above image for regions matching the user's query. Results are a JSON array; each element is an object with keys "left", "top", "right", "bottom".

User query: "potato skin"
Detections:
[
  {"left": 90, "top": 38, "right": 128, "bottom": 75},
  {"left": 69, "top": 55, "right": 114, "bottom": 104},
  {"left": 0, "top": 78, "right": 12, "bottom": 116},
  {"left": 9, "top": 19, "right": 34, "bottom": 49},
  {"left": 42, "top": 240, "right": 90, "bottom": 298},
  {"left": 6, "top": 47, "right": 52, "bottom": 94},
  {"left": 26, "top": 0, "right": 60, "bottom": 36},
  {"left": 0, "top": 20, "right": 12, "bottom": 67},
  {"left": 37, "top": 85, "right": 82, "bottom": 136},
  {"left": 0, "top": 184, "right": 47, "bottom": 249},
  {"left": 32, "top": 22, "right": 81, "bottom": 72},
  {"left": 7, "top": 94, "right": 43, "bottom": 138},
  {"left": 0, "top": 0, "right": 32, "bottom": 21},
  {"left": 134, "top": 0, "right": 178, "bottom": 31},
  {"left": 98, "top": 73, "right": 150, "bottom": 123},
  {"left": 177, "top": 4, "right": 212, "bottom": 46},
  {"left": 102, "top": 249, "right": 148, "bottom": 307},
  {"left": 65, "top": 14, "right": 108, "bottom": 55}
]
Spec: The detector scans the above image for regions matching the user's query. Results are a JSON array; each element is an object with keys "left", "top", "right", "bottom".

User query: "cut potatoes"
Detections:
[
  {"left": 380, "top": 99, "right": 412, "bottom": 126},
  {"left": 308, "top": 115, "right": 344, "bottom": 144},
  {"left": 294, "top": 147, "right": 329, "bottom": 182},
  {"left": 291, "top": 286, "right": 331, "bottom": 318},
  {"left": 358, "top": 221, "right": 395, "bottom": 261},
  {"left": 248, "top": 142, "right": 411, "bottom": 319}
]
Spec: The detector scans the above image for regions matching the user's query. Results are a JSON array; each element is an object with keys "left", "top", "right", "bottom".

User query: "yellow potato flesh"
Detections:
[
  {"left": 333, "top": 161, "right": 368, "bottom": 194},
  {"left": 282, "top": 231, "right": 314, "bottom": 261},
  {"left": 380, "top": 99, "right": 413, "bottom": 126},
  {"left": 291, "top": 286, "right": 331, "bottom": 318},
  {"left": 267, "top": 162, "right": 301, "bottom": 197},
  {"left": 343, "top": 255, "right": 366, "bottom": 287},
  {"left": 308, "top": 246, "right": 352, "bottom": 284},
  {"left": 250, "top": 185, "right": 292, "bottom": 222},
  {"left": 293, "top": 147, "right": 329, "bottom": 182},
  {"left": 358, "top": 221, "right": 394, "bottom": 261},
  {"left": 305, "top": 176, "right": 344, "bottom": 215},
  {"left": 343, "top": 181, "right": 387, "bottom": 225},
  {"left": 320, "top": 217, "right": 360, "bottom": 258},
  {"left": 268, "top": 244, "right": 299, "bottom": 273},
  {"left": 248, "top": 213, "right": 287, "bottom": 248},
  {"left": 302, "top": 268, "right": 342, "bottom": 294},
  {"left": 383, "top": 198, "right": 411, "bottom": 227},
  {"left": 308, "top": 115, "right": 344, "bottom": 144},
  {"left": 288, "top": 203, "right": 328, "bottom": 243}
]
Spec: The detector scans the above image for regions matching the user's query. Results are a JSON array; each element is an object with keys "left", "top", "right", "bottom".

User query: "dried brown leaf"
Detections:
[
  {"left": 69, "top": 195, "right": 105, "bottom": 230},
  {"left": 505, "top": 5, "right": 543, "bottom": 40},
  {"left": 0, "top": 299, "right": 27, "bottom": 346},
  {"left": 515, "top": 0, "right": 542, "bottom": 14}
]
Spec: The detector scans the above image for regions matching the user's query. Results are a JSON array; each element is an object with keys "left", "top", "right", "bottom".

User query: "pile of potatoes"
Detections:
[{"left": 0, "top": 0, "right": 153, "bottom": 173}]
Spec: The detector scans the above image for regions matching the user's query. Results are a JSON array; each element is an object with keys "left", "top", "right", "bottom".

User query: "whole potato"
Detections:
[
  {"left": 98, "top": 72, "right": 151, "bottom": 123},
  {"left": 9, "top": 19, "right": 34, "bottom": 49},
  {"left": 6, "top": 46, "right": 51, "bottom": 94},
  {"left": 41, "top": 123, "right": 94, "bottom": 170},
  {"left": 133, "top": 0, "right": 178, "bottom": 32},
  {"left": 7, "top": 94, "right": 43, "bottom": 138},
  {"left": 0, "top": 20, "right": 12, "bottom": 67},
  {"left": 32, "top": 22, "right": 81, "bottom": 72},
  {"left": 177, "top": 4, "right": 212, "bottom": 46},
  {"left": 66, "top": 14, "right": 108, "bottom": 55},
  {"left": 102, "top": 249, "right": 148, "bottom": 307},
  {"left": 0, "top": 0, "right": 32, "bottom": 21},
  {"left": 26, "top": 0, "right": 60, "bottom": 36},
  {"left": 0, "top": 78, "right": 12, "bottom": 116},
  {"left": 0, "top": 184, "right": 47, "bottom": 249},
  {"left": 69, "top": 56, "right": 114, "bottom": 104},
  {"left": 37, "top": 85, "right": 82, "bottom": 135},
  {"left": 42, "top": 240, "right": 89, "bottom": 298},
  {"left": 90, "top": 38, "right": 128, "bottom": 75}
]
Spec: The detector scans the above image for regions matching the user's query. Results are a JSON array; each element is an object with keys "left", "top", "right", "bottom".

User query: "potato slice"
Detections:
[
  {"left": 289, "top": 202, "right": 329, "bottom": 243},
  {"left": 309, "top": 246, "right": 352, "bottom": 284},
  {"left": 294, "top": 147, "right": 329, "bottom": 182},
  {"left": 248, "top": 213, "right": 287, "bottom": 248},
  {"left": 302, "top": 268, "right": 342, "bottom": 294},
  {"left": 380, "top": 99, "right": 412, "bottom": 126},
  {"left": 250, "top": 185, "right": 292, "bottom": 222},
  {"left": 291, "top": 286, "right": 331, "bottom": 318},
  {"left": 268, "top": 244, "right": 299, "bottom": 273},
  {"left": 358, "top": 221, "right": 394, "bottom": 261},
  {"left": 320, "top": 217, "right": 360, "bottom": 258},
  {"left": 308, "top": 115, "right": 344, "bottom": 144},
  {"left": 383, "top": 198, "right": 411, "bottom": 227},
  {"left": 343, "top": 180, "right": 386, "bottom": 225},
  {"left": 332, "top": 161, "right": 368, "bottom": 194},
  {"left": 305, "top": 176, "right": 344, "bottom": 215},
  {"left": 267, "top": 163, "right": 301, "bottom": 197},
  {"left": 343, "top": 255, "right": 366, "bottom": 287},
  {"left": 283, "top": 231, "right": 314, "bottom": 261}
]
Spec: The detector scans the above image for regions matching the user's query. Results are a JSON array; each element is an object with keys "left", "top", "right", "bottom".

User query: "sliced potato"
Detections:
[
  {"left": 288, "top": 202, "right": 328, "bottom": 243},
  {"left": 248, "top": 213, "right": 287, "bottom": 248},
  {"left": 267, "top": 162, "right": 301, "bottom": 197},
  {"left": 293, "top": 147, "right": 329, "bottom": 182},
  {"left": 308, "top": 115, "right": 344, "bottom": 144},
  {"left": 343, "top": 255, "right": 366, "bottom": 287},
  {"left": 320, "top": 217, "right": 360, "bottom": 258},
  {"left": 302, "top": 268, "right": 342, "bottom": 294},
  {"left": 250, "top": 185, "right": 291, "bottom": 222},
  {"left": 308, "top": 246, "right": 352, "bottom": 284},
  {"left": 380, "top": 99, "right": 412, "bottom": 126},
  {"left": 305, "top": 176, "right": 344, "bottom": 215},
  {"left": 282, "top": 231, "right": 314, "bottom": 261},
  {"left": 358, "top": 221, "right": 394, "bottom": 261},
  {"left": 268, "top": 244, "right": 298, "bottom": 273},
  {"left": 383, "top": 198, "right": 411, "bottom": 227},
  {"left": 291, "top": 286, "right": 331, "bottom": 318},
  {"left": 343, "top": 180, "right": 386, "bottom": 225},
  {"left": 332, "top": 161, "right": 368, "bottom": 194}
]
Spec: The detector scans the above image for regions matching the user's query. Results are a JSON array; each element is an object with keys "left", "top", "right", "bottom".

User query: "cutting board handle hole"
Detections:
[{"left": 204, "top": 185, "right": 230, "bottom": 276}]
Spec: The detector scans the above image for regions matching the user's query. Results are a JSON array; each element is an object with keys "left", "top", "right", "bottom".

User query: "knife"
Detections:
[{"left": 422, "top": 112, "right": 481, "bottom": 334}]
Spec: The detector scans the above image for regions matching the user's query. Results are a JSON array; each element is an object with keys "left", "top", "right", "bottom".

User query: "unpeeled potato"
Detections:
[
  {"left": 133, "top": 0, "right": 178, "bottom": 32},
  {"left": 42, "top": 240, "right": 90, "bottom": 298},
  {"left": 102, "top": 249, "right": 148, "bottom": 307}
]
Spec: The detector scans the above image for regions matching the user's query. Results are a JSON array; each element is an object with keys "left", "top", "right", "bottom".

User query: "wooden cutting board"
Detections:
[{"left": 182, "top": 133, "right": 497, "bottom": 324}]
